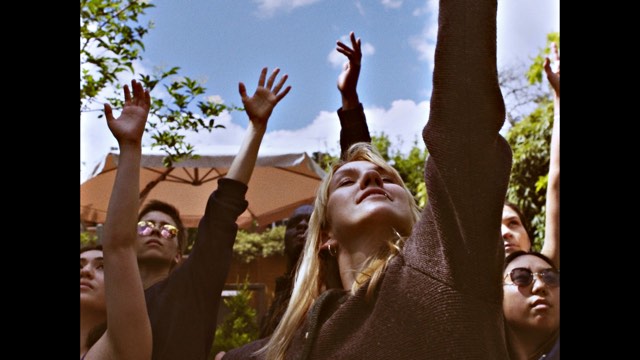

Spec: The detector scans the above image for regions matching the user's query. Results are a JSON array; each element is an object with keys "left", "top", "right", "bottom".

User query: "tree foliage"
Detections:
[
  {"left": 505, "top": 99, "right": 553, "bottom": 250},
  {"left": 504, "top": 33, "right": 559, "bottom": 250},
  {"left": 210, "top": 278, "right": 259, "bottom": 357},
  {"left": 372, "top": 133, "right": 428, "bottom": 208},
  {"left": 81, "top": 0, "right": 236, "bottom": 166},
  {"left": 80, "top": 231, "right": 98, "bottom": 248},
  {"left": 232, "top": 226, "right": 286, "bottom": 263}
]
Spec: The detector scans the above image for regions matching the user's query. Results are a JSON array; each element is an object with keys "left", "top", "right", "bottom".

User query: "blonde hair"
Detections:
[{"left": 257, "top": 143, "right": 421, "bottom": 359}]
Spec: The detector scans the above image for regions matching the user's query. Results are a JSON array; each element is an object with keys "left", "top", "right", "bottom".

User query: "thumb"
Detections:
[
  {"left": 543, "top": 57, "right": 552, "bottom": 75},
  {"left": 104, "top": 103, "right": 114, "bottom": 123},
  {"left": 238, "top": 82, "right": 247, "bottom": 99}
]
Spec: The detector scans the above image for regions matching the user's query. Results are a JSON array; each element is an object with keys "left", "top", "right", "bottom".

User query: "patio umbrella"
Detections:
[{"left": 81, "top": 146, "right": 326, "bottom": 228}]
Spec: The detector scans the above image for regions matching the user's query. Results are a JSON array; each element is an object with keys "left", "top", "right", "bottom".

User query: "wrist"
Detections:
[
  {"left": 341, "top": 93, "right": 360, "bottom": 111},
  {"left": 248, "top": 120, "right": 267, "bottom": 135},
  {"left": 118, "top": 141, "right": 142, "bottom": 152}
]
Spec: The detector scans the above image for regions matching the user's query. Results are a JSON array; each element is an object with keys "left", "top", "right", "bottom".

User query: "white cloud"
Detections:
[
  {"left": 497, "top": 0, "right": 559, "bottom": 68},
  {"left": 253, "top": 0, "right": 322, "bottom": 17},
  {"left": 327, "top": 35, "right": 375, "bottom": 68},
  {"left": 381, "top": 0, "right": 403, "bottom": 9},
  {"left": 207, "top": 95, "right": 224, "bottom": 104},
  {"left": 355, "top": 0, "right": 365, "bottom": 16},
  {"left": 409, "top": 1, "right": 438, "bottom": 69},
  {"left": 262, "top": 99, "right": 429, "bottom": 155},
  {"left": 81, "top": 99, "right": 430, "bottom": 183},
  {"left": 412, "top": 0, "right": 437, "bottom": 16}
]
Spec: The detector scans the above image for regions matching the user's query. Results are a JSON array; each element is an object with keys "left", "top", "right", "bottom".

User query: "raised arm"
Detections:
[
  {"left": 406, "top": 0, "right": 512, "bottom": 299},
  {"left": 541, "top": 43, "right": 560, "bottom": 268},
  {"left": 229, "top": 67, "right": 291, "bottom": 183},
  {"left": 94, "top": 80, "right": 152, "bottom": 360},
  {"left": 143, "top": 69, "right": 291, "bottom": 359},
  {"left": 336, "top": 31, "right": 371, "bottom": 158}
]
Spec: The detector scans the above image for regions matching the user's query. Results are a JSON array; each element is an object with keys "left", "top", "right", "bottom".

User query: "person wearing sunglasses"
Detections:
[
  {"left": 140, "top": 67, "right": 291, "bottom": 360},
  {"left": 503, "top": 251, "right": 560, "bottom": 360},
  {"left": 136, "top": 200, "right": 186, "bottom": 289}
]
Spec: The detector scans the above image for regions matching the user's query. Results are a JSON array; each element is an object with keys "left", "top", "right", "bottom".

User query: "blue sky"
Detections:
[{"left": 81, "top": 0, "right": 559, "bottom": 182}]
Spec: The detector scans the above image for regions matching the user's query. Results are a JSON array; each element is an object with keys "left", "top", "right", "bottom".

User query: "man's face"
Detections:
[
  {"left": 284, "top": 205, "right": 314, "bottom": 262},
  {"left": 136, "top": 211, "right": 181, "bottom": 266}
]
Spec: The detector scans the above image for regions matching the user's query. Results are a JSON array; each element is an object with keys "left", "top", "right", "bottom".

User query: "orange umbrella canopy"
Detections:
[{"left": 81, "top": 146, "right": 326, "bottom": 228}]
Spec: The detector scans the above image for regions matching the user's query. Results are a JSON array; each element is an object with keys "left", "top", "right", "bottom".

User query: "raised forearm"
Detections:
[{"left": 225, "top": 123, "right": 266, "bottom": 185}]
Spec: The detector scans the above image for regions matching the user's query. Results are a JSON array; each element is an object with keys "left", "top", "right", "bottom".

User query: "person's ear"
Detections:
[{"left": 319, "top": 230, "right": 338, "bottom": 252}]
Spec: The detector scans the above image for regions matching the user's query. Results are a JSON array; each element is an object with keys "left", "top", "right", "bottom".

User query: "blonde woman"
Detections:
[{"left": 221, "top": 0, "right": 512, "bottom": 358}]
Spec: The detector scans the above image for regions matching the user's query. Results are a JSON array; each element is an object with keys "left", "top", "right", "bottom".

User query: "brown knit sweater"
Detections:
[{"left": 224, "top": 0, "right": 512, "bottom": 358}]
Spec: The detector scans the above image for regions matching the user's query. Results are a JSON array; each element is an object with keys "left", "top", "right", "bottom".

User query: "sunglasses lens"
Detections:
[
  {"left": 160, "top": 225, "right": 178, "bottom": 239},
  {"left": 510, "top": 268, "right": 533, "bottom": 286},
  {"left": 137, "top": 221, "right": 153, "bottom": 236},
  {"left": 541, "top": 269, "right": 560, "bottom": 287}
]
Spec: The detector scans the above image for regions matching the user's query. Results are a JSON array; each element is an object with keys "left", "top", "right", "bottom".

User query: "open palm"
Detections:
[
  {"left": 239, "top": 68, "right": 291, "bottom": 127},
  {"left": 105, "top": 79, "right": 151, "bottom": 146}
]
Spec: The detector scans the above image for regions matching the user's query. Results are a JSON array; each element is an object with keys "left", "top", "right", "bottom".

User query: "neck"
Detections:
[
  {"left": 80, "top": 305, "right": 105, "bottom": 356},
  {"left": 138, "top": 259, "right": 172, "bottom": 289},
  {"left": 335, "top": 226, "right": 397, "bottom": 291},
  {"left": 506, "top": 325, "right": 558, "bottom": 360}
]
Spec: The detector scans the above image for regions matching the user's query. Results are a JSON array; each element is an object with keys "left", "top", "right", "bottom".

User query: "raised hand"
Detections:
[
  {"left": 104, "top": 79, "right": 151, "bottom": 147},
  {"left": 238, "top": 67, "right": 291, "bottom": 128},
  {"left": 336, "top": 31, "right": 362, "bottom": 108},
  {"left": 543, "top": 42, "right": 559, "bottom": 96}
]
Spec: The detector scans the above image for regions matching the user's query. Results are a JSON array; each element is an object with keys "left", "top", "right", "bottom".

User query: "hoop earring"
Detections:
[{"left": 328, "top": 244, "right": 337, "bottom": 257}]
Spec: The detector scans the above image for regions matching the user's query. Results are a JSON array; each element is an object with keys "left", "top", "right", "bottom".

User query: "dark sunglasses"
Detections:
[
  {"left": 504, "top": 267, "right": 560, "bottom": 287},
  {"left": 137, "top": 220, "right": 179, "bottom": 239}
]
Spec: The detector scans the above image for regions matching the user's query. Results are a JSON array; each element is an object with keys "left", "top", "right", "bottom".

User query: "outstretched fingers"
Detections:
[
  {"left": 266, "top": 68, "right": 280, "bottom": 90},
  {"left": 336, "top": 31, "right": 362, "bottom": 64},
  {"left": 257, "top": 67, "right": 268, "bottom": 89},
  {"left": 275, "top": 85, "right": 292, "bottom": 103},
  {"left": 350, "top": 31, "right": 361, "bottom": 53},
  {"left": 272, "top": 73, "right": 288, "bottom": 95},
  {"left": 123, "top": 83, "right": 132, "bottom": 105}
]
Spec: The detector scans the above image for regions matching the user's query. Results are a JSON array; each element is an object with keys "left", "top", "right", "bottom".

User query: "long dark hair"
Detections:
[{"left": 504, "top": 201, "right": 533, "bottom": 245}]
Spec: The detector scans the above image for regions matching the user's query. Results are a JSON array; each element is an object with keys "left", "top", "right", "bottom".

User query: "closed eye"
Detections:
[{"left": 338, "top": 179, "right": 355, "bottom": 187}]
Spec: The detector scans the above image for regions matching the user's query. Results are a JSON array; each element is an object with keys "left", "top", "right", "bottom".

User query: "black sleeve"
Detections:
[{"left": 338, "top": 103, "right": 371, "bottom": 159}]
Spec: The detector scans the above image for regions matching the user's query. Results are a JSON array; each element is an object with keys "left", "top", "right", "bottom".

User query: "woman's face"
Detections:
[
  {"left": 80, "top": 250, "right": 106, "bottom": 310},
  {"left": 502, "top": 205, "right": 531, "bottom": 256},
  {"left": 503, "top": 255, "right": 560, "bottom": 333},
  {"left": 325, "top": 161, "right": 414, "bottom": 241}
]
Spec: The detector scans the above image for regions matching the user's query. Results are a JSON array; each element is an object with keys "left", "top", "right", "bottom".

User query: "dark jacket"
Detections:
[{"left": 145, "top": 178, "right": 248, "bottom": 360}]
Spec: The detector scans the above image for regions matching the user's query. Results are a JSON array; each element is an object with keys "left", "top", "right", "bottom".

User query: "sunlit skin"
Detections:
[
  {"left": 80, "top": 250, "right": 106, "bottom": 311},
  {"left": 80, "top": 249, "right": 106, "bottom": 356},
  {"left": 503, "top": 255, "right": 559, "bottom": 343},
  {"left": 136, "top": 210, "right": 181, "bottom": 265},
  {"left": 324, "top": 161, "right": 414, "bottom": 256},
  {"left": 502, "top": 205, "right": 532, "bottom": 256}
]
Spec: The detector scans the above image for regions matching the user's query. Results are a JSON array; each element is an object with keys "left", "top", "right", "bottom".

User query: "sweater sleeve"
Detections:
[
  {"left": 338, "top": 103, "right": 371, "bottom": 159},
  {"left": 145, "top": 178, "right": 248, "bottom": 360},
  {"left": 403, "top": 0, "right": 512, "bottom": 301}
]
